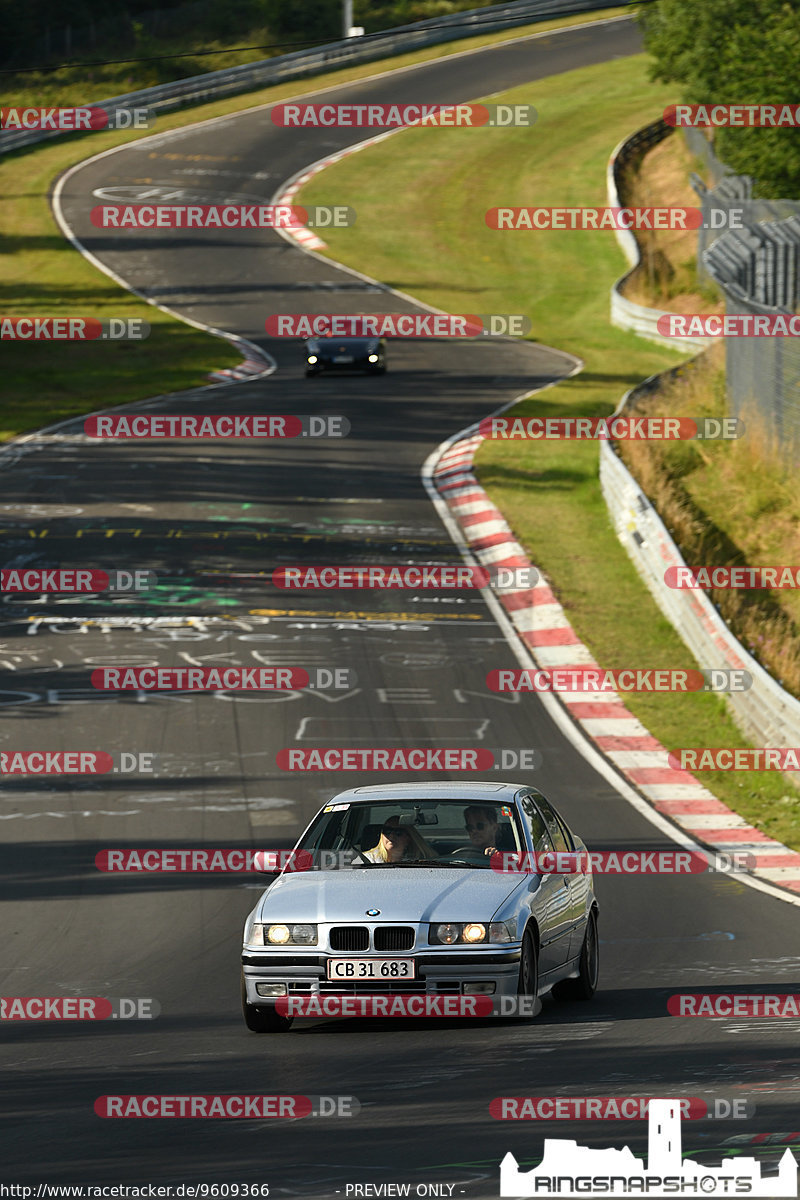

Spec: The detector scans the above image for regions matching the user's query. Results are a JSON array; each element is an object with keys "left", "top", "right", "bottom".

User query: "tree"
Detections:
[{"left": 637, "top": 0, "right": 800, "bottom": 198}]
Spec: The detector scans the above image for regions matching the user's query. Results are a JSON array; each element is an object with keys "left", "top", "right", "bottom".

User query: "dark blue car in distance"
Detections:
[{"left": 305, "top": 336, "right": 387, "bottom": 377}]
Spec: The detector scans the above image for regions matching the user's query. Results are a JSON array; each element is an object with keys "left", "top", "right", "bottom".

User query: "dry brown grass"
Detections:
[
  {"left": 620, "top": 347, "right": 800, "bottom": 696},
  {"left": 620, "top": 132, "right": 723, "bottom": 312}
]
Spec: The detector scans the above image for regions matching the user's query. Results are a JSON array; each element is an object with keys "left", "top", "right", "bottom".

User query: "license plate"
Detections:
[
  {"left": 327, "top": 958, "right": 415, "bottom": 980},
  {"left": 332, "top": 355, "right": 354, "bottom": 363}
]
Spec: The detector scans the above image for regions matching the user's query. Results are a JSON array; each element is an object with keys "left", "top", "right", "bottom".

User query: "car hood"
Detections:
[
  {"left": 306, "top": 338, "right": 380, "bottom": 353},
  {"left": 258, "top": 867, "right": 522, "bottom": 923}
]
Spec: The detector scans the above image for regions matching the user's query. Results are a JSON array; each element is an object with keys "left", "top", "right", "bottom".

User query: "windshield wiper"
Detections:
[{"left": 382, "top": 859, "right": 481, "bottom": 868}]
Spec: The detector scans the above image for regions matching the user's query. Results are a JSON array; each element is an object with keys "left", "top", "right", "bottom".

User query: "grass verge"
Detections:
[
  {"left": 0, "top": 5, "right": 631, "bottom": 443},
  {"left": 295, "top": 52, "right": 800, "bottom": 849},
  {"left": 616, "top": 133, "right": 800, "bottom": 698}
]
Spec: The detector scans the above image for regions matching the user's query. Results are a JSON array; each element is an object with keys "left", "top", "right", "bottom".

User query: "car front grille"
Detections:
[
  {"left": 319, "top": 980, "right": 427, "bottom": 994},
  {"left": 374, "top": 926, "right": 415, "bottom": 951},
  {"left": 329, "top": 926, "right": 369, "bottom": 951}
]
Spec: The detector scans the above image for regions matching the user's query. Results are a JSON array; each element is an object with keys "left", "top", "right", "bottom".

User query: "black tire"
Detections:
[
  {"left": 515, "top": 927, "right": 541, "bottom": 1019},
  {"left": 241, "top": 971, "right": 293, "bottom": 1032},
  {"left": 553, "top": 908, "right": 599, "bottom": 1002}
]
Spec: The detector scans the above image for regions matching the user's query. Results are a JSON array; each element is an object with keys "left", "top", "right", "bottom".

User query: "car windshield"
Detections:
[{"left": 293, "top": 798, "right": 525, "bottom": 870}]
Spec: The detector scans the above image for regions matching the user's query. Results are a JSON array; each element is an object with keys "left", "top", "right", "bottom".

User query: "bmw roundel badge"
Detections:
[{"left": 366, "top": 908, "right": 380, "bottom": 916}]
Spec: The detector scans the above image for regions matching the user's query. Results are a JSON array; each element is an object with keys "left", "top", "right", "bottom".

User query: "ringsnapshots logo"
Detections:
[
  {"left": 265, "top": 314, "right": 531, "bottom": 337},
  {"left": 0, "top": 106, "right": 154, "bottom": 132},
  {"left": 1, "top": 568, "right": 155, "bottom": 593},
  {"left": 498, "top": 1099, "right": 798, "bottom": 1196},
  {"left": 271, "top": 102, "right": 536, "bottom": 128},
  {"left": 90, "top": 203, "right": 354, "bottom": 229},
  {"left": 1, "top": 317, "right": 149, "bottom": 340},
  {"left": 84, "top": 414, "right": 348, "bottom": 438},
  {"left": 478, "top": 415, "right": 745, "bottom": 440}
]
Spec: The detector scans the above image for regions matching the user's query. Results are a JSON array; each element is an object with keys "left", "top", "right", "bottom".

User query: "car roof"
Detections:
[
  {"left": 326, "top": 781, "right": 529, "bottom": 805},
  {"left": 305, "top": 336, "right": 379, "bottom": 346}
]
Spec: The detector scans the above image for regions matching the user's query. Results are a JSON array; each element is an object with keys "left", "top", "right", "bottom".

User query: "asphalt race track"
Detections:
[{"left": 2, "top": 13, "right": 799, "bottom": 1196}]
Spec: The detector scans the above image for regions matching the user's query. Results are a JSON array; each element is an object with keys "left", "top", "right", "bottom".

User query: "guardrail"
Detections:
[
  {"left": 602, "top": 120, "right": 800, "bottom": 767},
  {"left": 599, "top": 381, "right": 800, "bottom": 768},
  {"left": 0, "top": 0, "right": 634, "bottom": 157},
  {"left": 607, "top": 118, "right": 714, "bottom": 351}
]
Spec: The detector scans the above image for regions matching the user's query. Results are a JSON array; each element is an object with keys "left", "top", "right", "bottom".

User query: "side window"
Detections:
[
  {"left": 534, "top": 793, "right": 572, "bottom": 853},
  {"left": 520, "top": 794, "right": 550, "bottom": 850}
]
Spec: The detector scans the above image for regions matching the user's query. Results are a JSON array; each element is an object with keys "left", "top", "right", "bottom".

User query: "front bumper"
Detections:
[
  {"left": 308, "top": 358, "right": 381, "bottom": 373},
  {"left": 242, "top": 948, "right": 521, "bottom": 1006}
]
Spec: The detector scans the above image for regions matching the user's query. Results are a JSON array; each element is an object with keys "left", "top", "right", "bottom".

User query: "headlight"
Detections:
[
  {"left": 430, "top": 921, "right": 512, "bottom": 945},
  {"left": 307, "top": 355, "right": 318, "bottom": 364},
  {"left": 249, "top": 923, "right": 318, "bottom": 946},
  {"left": 368, "top": 354, "right": 379, "bottom": 362},
  {"left": 290, "top": 924, "right": 317, "bottom": 944},
  {"left": 433, "top": 923, "right": 461, "bottom": 945},
  {"left": 463, "top": 923, "right": 486, "bottom": 943}
]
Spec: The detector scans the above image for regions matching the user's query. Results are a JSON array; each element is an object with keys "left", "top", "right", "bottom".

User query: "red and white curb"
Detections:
[
  {"left": 273, "top": 166, "right": 328, "bottom": 251},
  {"left": 207, "top": 347, "right": 273, "bottom": 384},
  {"left": 433, "top": 435, "right": 800, "bottom": 896},
  {"left": 271, "top": 131, "right": 394, "bottom": 254}
]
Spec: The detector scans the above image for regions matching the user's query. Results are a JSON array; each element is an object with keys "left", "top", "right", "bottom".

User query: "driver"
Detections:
[{"left": 452, "top": 804, "right": 507, "bottom": 857}]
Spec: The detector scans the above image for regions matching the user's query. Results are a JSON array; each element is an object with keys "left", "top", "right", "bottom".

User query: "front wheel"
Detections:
[
  {"left": 515, "top": 928, "right": 541, "bottom": 1019},
  {"left": 553, "top": 909, "right": 599, "bottom": 1001},
  {"left": 241, "top": 971, "right": 293, "bottom": 1032}
]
